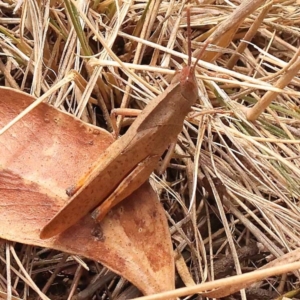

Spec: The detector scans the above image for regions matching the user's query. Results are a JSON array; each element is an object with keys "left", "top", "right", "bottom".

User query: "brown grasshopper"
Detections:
[{"left": 40, "top": 11, "right": 209, "bottom": 239}]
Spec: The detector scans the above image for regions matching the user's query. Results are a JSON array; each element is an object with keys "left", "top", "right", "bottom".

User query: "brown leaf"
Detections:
[{"left": 0, "top": 87, "right": 174, "bottom": 295}]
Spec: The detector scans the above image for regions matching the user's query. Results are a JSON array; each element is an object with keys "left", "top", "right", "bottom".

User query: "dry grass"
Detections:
[{"left": 1, "top": 0, "right": 300, "bottom": 299}]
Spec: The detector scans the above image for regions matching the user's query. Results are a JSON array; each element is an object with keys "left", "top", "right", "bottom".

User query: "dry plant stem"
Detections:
[
  {"left": 67, "top": 265, "right": 83, "bottom": 300},
  {"left": 5, "top": 243, "right": 11, "bottom": 300},
  {"left": 193, "top": 0, "right": 266, "bottom": 61},
  {"left": 189, "top": 116, "right": 205, "bottom": 211},
  {"left": 0, "top": 291, "right": 20, "bottom": 300},
  {"left": 41, "top": 254, "right": 68, "bottom": 295},
  {"left": 40, "top": 36, "right": 62, "bottom": 84},
  {"left": 116, "top": 32, "right": 300, "bottom": 97},
  {"left": 79, "top": 65, "right": 113, "bottom": 132},
  {"left": 175, "top": 253, "right": 195, "bottom": 287},
  {"left": 263, "top": 19, "right": 300, "bottom": 39},
  {"left": 257, "top": 43, "right": 299, "bottom": 82},
  {"left": 190, "top": 174, "right": 206, "bottom": 284},
  {"left": 160, "top": 4, "right": 182, "bottom": 69},
  {"left": 204, "top": 171, "right": 246, "bottom": 300},
  {"left": 111, "top": 108, "right": 141, "bottom": 118},
  {"left": 225, "top": 194, "right": 283, "bottom": 258},
  {"left": 72, "top": 256, "right": 89, "bottom": 271},
  {"left": 8, "top": 247, "right": 50, "bottom": 300},
  {"left": 26, "top": 0, "right": 43, "bottom": 97},
  {"left": 134, "top": 261, "right": 300, "bottom": 300},
  {"left": 116, "top": 0, "right": 158, "bottom": 129},
  {"left": 75, "top": 273, "right": 115, "bottom": 300},
  {"left": 156, "top": 142, "right": 176, "bottom": 175},
  {"left": 226, "top": 1, "right": 272, "bottom": 69},
  {"left": 260, "top": 28, "right": 299, "bottom": 55},
  {"left": 245, "top": 57, "right": 300, "bottom": 121},
  {"left": 115, "top": 286, "right": 141, "bottom": 300},
  {"left": 0, "top": 60, "right": 19, "bottom": 89},
  {"left": 70, "top": 0, "right": 160, "bottom": 95},
  {"left": 258, "top": 44, "right": 300, "bottom": 84},
  {"left": 281, "top": 288, "right": 300, "bottom": 299},
  {"left": 111, "top": 277, "right": 128, "bottom": 298},
  {"left": 226, "top": 128, "right": 300, "bottom": 176},
  {"left": 51, "top": 28, "right": 77, "bottom": 105},
  {"left": 89, "top": 59, "right": 173, "bottom": 75},
  {"left": 262, "top": 248, "right": 300, "bottom": 276},
  {"left": 277, "top": 273, "right": 287, "bottom": 294},
  {"left": 149, "top": 10, "right": 172, "bottom": 67},
  {"left": 0, "top": 273, "right": 18, "bottom": 298},
  {"left": 0, "top": 71, "right": 77, "bottom": 135},
  {"left": 110, "top": 108, "right": 141, "bottom": 136}
]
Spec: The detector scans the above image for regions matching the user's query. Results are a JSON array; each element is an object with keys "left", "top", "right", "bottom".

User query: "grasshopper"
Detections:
[{"left": 40, "top": 10, "right": 209, "bottom": 239}]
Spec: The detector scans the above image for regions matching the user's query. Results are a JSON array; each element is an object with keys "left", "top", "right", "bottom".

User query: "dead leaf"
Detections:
[{"left": 0, "top": 87, "right": 174, "bottom": 295}]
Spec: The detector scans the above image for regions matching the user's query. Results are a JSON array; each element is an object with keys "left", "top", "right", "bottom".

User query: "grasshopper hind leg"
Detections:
[{"left": 92, "top": 155, "right": 160, "bottom": 223}]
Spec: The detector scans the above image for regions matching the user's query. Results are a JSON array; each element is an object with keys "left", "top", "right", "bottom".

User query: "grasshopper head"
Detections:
[{"left": 179, "top": 66, "right": 198, "bottom": 103}]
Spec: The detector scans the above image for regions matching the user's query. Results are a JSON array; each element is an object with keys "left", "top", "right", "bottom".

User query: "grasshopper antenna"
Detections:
[
  {"left": 191, "top": 36, "right": 211, "bottom": 73},
  {"left": 187, "top": 5, "right": 192, "bottom": 67},
  {"left": 186, "top": 5, "right": 211, "bottom": 73}
]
